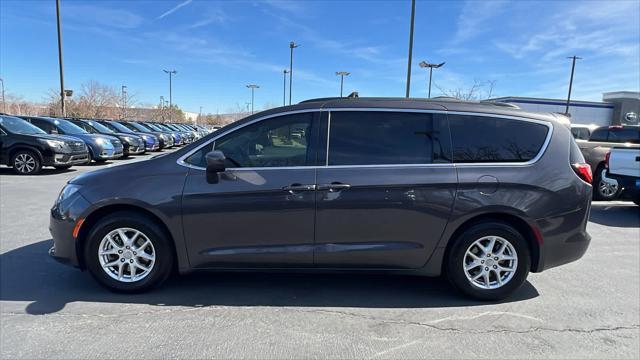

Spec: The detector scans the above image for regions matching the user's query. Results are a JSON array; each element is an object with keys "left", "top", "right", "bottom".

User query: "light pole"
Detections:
[
  {"left": 0, "top": 77, "right": 5, "bottom": 113},
  {"left": 283, "top": 69, "right": 289, "bottom": 106},
  {"left": 418, "top": 61, "right": 445, "bottom": 98},
  {"left": 246, "top": 84, "right": 259, "bottom": 114},
  {"left": 405, "top": 0, "right": 416, "bottom": 98},
  {"left": 55, "top": 0, "right": 66, "bottom": 116},
  {"left": 335, "top": 71, "right": 350, "bottom": 97},
  {"left": 289, "top": 41, "right": 299, "bottom": 105},
  {"left": 198, "top": 106, "right": 202, "bottom": 125},
  {"left": 565, "top": 56, "right": 582, "bottom": 115},
  {"left": 121, "top": 85, "right": 127, "bottom": 119},
  {"left": 163, "top": 69, "right": 177, "bottom": 121}
]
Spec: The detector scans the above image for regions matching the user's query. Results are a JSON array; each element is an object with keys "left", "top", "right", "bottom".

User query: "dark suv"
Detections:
[
  {"left": 0, "top": 114, "right": 89, "bottom": 174},
  {"left": 49, "top": 98, "right": 592, "bottom": 300}
]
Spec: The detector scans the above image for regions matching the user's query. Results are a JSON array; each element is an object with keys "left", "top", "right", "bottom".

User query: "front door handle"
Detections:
[
  {"left": 317, "top": 182, "right": 352, "bottom": 192},
  {"left": 282, "top": 183, "right": 316, "bottom": 192}
]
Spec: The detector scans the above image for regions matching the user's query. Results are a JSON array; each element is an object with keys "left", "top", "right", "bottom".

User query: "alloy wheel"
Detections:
[
  {"left": 463, "top": 236, "right": 518, "bottom": 290},
  {"left": 598, "top": 169, "right": 619, "bottom": 198},
  {"left": 14, "top": 153, "right": 36, "bottom": 174},
  {"left": 98, "top": 227, "right": 156, "bottom": 283}
]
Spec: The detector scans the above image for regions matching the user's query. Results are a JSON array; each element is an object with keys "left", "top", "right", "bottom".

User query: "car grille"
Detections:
[{"left": 68, "top": 141, "right": 86, "bottom": 152}]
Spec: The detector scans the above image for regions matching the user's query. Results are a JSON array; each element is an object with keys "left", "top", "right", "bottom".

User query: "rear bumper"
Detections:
[{"left": 534, "top": 197, "right": 592, "bottom": 272}]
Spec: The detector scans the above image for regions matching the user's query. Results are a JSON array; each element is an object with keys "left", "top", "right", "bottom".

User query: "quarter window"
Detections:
[
  {"left": 448, "top": 115, "right": 549, "bottom": 163},
  {"left": 327, "top": 111, "right": 450, "bottom": 165}
]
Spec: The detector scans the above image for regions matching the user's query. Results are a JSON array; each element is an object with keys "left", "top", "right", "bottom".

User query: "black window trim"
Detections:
[{"left": 177, "top": 108, "right": 553, "bottom": 170}]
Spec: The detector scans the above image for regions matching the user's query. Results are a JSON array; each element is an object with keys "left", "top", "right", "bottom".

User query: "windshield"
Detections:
[
  {"left": 129, "top": 122, "right": 151, "bottom": 132},
  {"left": 134, "top": 122, "right": 154, "bottom": 132},
  {"left": 55, "top": 119, "right": 88, "bottom": 135},
  {"left": 146, "top": 123, "right": 162, "bottom": 131},
  {"left": 118, "top": 122, "right": 140, "bottom": 132},
  {"left": 86, "top": 120, "right": 115, "bottom": 134},
  {"left": 0, "top": 116, "right": 47, "bottom": 135},
  {"left": 106, "top": 121, "right": 135, "bottom": 133},
  {"left": 157, "top": 124, "right": 173, "bottom": 131}
]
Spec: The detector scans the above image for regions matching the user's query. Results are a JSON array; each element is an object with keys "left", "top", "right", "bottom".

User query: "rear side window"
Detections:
[
  {"left": 328, "top": 111, "right": 451, "bottom": 165},
  {"left": 448, "top": 115, "right": 549, "bottom": 163},
  {"left": 608, "top": 128, "right": 640, "bottom": 144},
  {"left": 589, "top": 128, "right": 608, "bottom": 142}
]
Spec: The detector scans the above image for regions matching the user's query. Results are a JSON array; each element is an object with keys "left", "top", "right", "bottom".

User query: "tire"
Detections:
[
  {"left": 11, "top": 150, "right": 42, "bottom": 175},
  {"left": 446, "top": 222, "right": 531, "bottom": 301},
  {"left": 94, "top": 158, "right": 107, "bottom": 163},
  {"left": 593, "top": 165, "right": 621, "bottom": 201},
  {"left": 84, "top": 211, "right": 174, "bottom": 293},
  {"left": 54, "top": 165, "right": 72, "bottom": 170}
]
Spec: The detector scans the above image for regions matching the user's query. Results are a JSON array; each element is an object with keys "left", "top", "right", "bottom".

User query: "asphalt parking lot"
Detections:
[{"left": 1, "top": 153, "right": 639, "bottom": 359}]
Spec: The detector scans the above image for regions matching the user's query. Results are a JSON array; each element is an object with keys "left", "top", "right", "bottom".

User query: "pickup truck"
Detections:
[
  {"left": 606, "top": 147, "right": 640, "bottom": 206},
  {"left": 577, "top": 125, "right": 640, "bottom": 200}
]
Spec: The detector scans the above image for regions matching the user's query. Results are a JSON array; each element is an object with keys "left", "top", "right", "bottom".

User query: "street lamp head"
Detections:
[
  {"left": 289, "top": 41, "right": 299, "bottom": 49},
  {"left": 246, "top": 84, "right": 260, "bottom": 89},
  {"left": 163, "top": 69, "right": 177, "bottom": 74},
  {"left": 419, "top": 61, "right": 445, "bottom": 69},
  {"left": 336, "top": 71, "right": 350, "bottom": 76},
  {"left": 284, "top": 69, "right": 290, "bottom": 74}
]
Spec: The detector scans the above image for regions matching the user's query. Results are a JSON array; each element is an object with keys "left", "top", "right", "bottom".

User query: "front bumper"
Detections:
[
  {"left": 95, "top": 147, "right": 124, "bottom": 160},
  {"left": 125, "top": 145, "right": 146, "bottom": 155},
  {"left": 145, "top": 143, "right": 160, "bottom": 151},
  {"left": 49, "top": 191, "right": 92, "bottom": 268},
  {"left": 49, "top": 152, "right": 90, "bottom": 166}
]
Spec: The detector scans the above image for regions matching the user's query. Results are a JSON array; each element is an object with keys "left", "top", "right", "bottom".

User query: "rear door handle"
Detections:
[
  {"left": 318, "top": 182, "right": 352, "bottom": 191},
  {"left": 282, "top": 183, "right": 317, "bottom": 192}
]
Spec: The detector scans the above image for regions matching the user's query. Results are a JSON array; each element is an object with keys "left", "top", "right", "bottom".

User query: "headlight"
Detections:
[
  {"left": 39, "top": 139, "right": 70, "bottom": 152},
  {"left": 122, "top": 136, "right": 133, "bottom": 144},
  {"left": 56, "top": 183, "right": 81, "bottom": 205},
  {"left": 96, "top": 137, "right": 114, "bottom": 149}
]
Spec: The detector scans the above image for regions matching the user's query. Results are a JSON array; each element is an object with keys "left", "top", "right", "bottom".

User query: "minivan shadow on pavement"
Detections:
[
  {"left": 589, "top": 202, "right": 640, "bottom": 228},
  {"left": 0, "top": 167, "right": 76, "bottom": 176},
  {"left": 0, "top": 240, "right": 539, "bottom": 315}
]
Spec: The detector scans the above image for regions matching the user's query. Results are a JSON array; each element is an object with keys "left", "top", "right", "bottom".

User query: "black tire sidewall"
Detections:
[
  {"left": 447, "top": 222, "right": 531, "bottom": 301},
  {"left": 11, "top": 150, "right": 42, "bottom": 175},
  {"left": 84, "top": 212, "right": 173, "bottom": 293}
]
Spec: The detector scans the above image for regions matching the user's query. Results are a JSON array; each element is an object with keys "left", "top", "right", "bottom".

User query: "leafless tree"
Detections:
[{"left": 434, "top": 79, "right": 498, "bottom": 101}]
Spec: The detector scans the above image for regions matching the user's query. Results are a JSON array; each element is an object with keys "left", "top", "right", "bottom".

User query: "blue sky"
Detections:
[{"left": 1, "top": 0, "right": 639, "bottom": 114}]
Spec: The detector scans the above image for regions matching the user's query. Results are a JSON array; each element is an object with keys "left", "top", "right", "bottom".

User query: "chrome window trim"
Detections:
[{"left": 177, "top": 107, "right": 554, "bottom": 171}]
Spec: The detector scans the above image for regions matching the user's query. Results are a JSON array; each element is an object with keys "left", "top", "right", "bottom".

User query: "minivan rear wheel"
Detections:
[
  {"left": 446, "top": 222, "right": 530, "bottom": 301},
  {"left": 84, "top": 211, "right": 174, "bottom": 293}
]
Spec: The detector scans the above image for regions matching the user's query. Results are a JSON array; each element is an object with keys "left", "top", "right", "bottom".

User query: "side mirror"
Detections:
[{"left": 206, "top": 150, "right": 226, "bottom": 174}]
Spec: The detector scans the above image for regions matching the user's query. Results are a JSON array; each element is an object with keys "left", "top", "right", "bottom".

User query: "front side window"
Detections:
[
  {"left": 327, "top": 111, "right": 449, "bottom": 166},
  {"left": 448, "top": 115, "right": 549, "bottom": 163},
  {"left": 184, "top": 112, "right": 315, "bottom": 168}
]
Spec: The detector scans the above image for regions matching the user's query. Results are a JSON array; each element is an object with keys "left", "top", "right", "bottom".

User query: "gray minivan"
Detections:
[{"left": 49, "top": 98, "right": 592, "bottom": 300}]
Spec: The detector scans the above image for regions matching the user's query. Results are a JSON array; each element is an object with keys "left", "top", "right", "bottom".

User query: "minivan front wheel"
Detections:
[
  {"left": 84, "top": 212, "right": 173, "bottom": 293},
  {"left": 447, "top": 222, "right": 530, "bottom": 301}
]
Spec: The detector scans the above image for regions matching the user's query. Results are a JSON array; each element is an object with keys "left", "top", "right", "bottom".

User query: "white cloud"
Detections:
[{"left": 157, "top": 0, "right": 193, "bottom": 20}]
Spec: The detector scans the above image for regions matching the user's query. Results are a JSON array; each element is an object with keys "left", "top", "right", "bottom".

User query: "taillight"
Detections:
[
  {"left": 604, "top": 151, "right": 610, "bottom": 169},
  {"left": 572, "top": 163, "right": 593, "bottom": 184}
]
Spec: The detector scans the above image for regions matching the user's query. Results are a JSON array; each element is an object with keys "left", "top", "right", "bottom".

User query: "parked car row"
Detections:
[
  {"left": 0, "top": 113, "right": 212, "bottom": 175},
  {"left": 570, "top": 124, "right": 640, "bottom": 200}
]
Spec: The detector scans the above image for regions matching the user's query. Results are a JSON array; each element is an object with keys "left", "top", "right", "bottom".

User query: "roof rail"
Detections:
[{"left": 480, "top": 100, "right": 521, "bottom": 109}]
